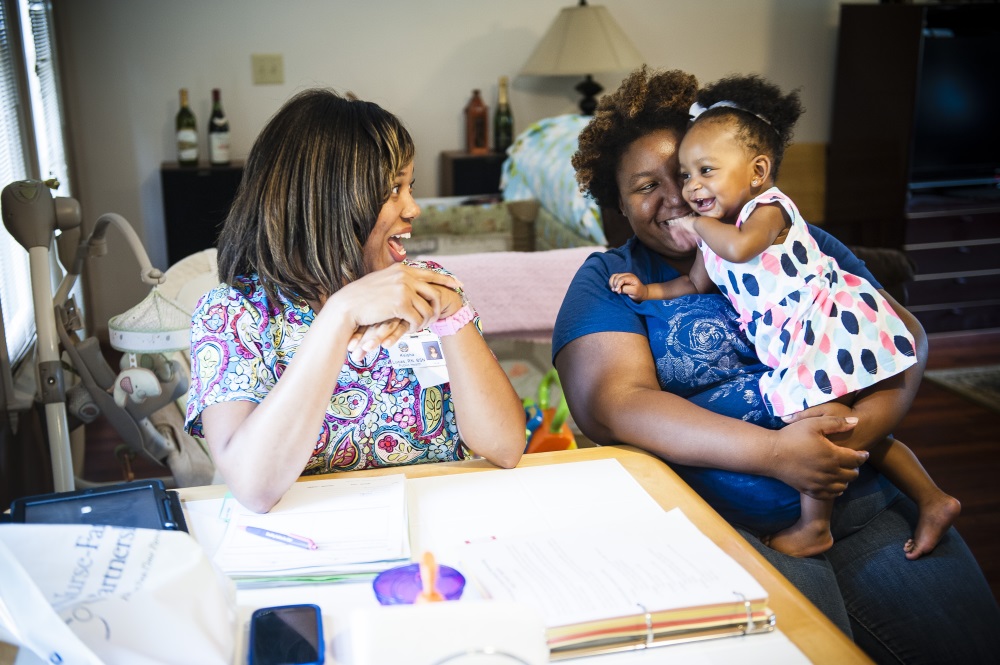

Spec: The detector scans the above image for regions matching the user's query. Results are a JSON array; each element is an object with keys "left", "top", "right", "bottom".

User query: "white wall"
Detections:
[{"left": 54, "top": 0, "right": 847, "bottom": 335}]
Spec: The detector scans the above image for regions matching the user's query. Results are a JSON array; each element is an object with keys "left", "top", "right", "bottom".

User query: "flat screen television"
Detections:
[{"left": 908, "top": 6, "right": 1000, "bottom": 191}]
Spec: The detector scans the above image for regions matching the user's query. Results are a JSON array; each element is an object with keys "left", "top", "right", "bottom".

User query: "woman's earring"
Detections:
[{"left": 752, "top": 178, "right": 760, "bottom": 186}]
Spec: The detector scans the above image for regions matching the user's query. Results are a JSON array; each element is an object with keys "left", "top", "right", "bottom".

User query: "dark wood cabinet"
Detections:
[
  {"left": 825, "top": 4, "right": 1000, "bottom": 333},
  {"left": 160, "top": 161, "right": 243, "bottom": 264},
  {"left": 824, "top": 4, "right": 925, "bottom": 248},
  {"left": 439, "top": 151, "right": 505, "bottom": 196},
  {"left": 902, "top": 200, "right": 1000, "bottom": 333}
]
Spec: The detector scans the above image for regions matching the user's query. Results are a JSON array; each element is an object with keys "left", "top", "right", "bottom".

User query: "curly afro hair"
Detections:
[
  {"left": 692, "top": 74, "right": 803, "bottom": 180},
  {"left": 572, "top": 66, "right": 698, "bottom": 211}
]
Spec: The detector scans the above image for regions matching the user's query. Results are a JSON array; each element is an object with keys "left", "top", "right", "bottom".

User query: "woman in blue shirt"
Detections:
[{"left": 553, "top": 66, "right": 999, "bottom": 664}]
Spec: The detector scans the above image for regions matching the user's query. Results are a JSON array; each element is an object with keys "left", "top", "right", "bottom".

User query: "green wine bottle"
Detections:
[
  {"left": 494, "top": 76, "right": 514, "bottom": 154},
  {"left": 176, "top": 88, "right": 198, "bottom": 167},
  {"left": 208, "top": 88, "right": 231, "bottom": 166}
]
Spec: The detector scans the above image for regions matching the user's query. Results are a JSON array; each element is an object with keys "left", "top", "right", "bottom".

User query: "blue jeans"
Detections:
[{"left": 736, "top": 483, "right": 1000, "bottom": 664}]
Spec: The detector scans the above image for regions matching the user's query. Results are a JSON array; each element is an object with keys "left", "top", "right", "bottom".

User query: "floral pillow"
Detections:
[{"left": 500, "top": 114, "right": 606, "bottom": 246}]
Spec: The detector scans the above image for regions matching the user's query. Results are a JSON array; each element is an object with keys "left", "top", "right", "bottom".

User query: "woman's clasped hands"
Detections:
[{"left": 331, "top": 262, "right": 464, "bottom": 362}]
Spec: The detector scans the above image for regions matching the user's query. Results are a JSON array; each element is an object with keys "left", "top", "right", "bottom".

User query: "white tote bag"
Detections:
[{"left": 0, "top": 523, "right": 235, "bottom": 665}]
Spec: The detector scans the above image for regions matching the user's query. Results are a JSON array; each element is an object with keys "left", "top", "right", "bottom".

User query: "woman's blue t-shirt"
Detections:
[{"left": 552, "top": 225, "right": 889, "bottom": 533}]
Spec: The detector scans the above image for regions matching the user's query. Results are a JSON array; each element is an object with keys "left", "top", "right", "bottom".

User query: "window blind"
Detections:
[
  {"left": 0, "top": 0, "right": 35, "bottom": 367},
  {"left": 0, "top": 0, "right": 69, "bottom": 367},
  {"left": 25, "top": 0, "right": 70, "bottom": 195}
]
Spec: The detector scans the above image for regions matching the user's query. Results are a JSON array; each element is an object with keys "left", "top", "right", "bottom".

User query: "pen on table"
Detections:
[{"left": 243, "top": 525, "right": 318, "bottom": 550}]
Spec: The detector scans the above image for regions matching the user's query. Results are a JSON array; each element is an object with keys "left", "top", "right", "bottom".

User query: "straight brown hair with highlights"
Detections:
[{"left": 216, "top": 88, "right": 415, "bottom": 305}]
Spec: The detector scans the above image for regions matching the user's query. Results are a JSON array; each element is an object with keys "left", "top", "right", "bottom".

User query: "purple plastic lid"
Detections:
[{"left": 373, "top": 562, "right": 466, "bottom": 605}]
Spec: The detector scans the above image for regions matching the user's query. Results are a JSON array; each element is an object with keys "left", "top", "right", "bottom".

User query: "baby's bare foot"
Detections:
[
  {"left": 905, "top": 492, "right": 962, "bottom": 560},
  {"left": 767, "top": 518, "right": 834, "bottom": 558}
]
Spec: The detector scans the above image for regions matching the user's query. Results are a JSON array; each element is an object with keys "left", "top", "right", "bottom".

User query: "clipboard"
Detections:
[{"left": 8, "top": 479, "right": 188, "bottom": 532}]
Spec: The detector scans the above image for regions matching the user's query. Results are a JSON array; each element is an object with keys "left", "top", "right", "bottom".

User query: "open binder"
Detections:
[{"left": 459, "top": 507, "right": 776, "bottom": 660}]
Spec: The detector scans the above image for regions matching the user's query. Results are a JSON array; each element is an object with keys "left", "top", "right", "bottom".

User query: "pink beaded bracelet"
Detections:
[{"left": 429, "top": 305, "right": 474, "bottom": 337}]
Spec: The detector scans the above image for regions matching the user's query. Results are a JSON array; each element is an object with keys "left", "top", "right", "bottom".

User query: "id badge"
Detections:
[{"left": 388, "top": 331, "right": 450, "bottom": 387}]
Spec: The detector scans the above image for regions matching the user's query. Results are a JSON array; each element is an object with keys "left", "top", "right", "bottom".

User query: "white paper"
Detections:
[
  {"left": 213, "top": 474, "right": 410, "bottom": 577},
  {"left": 459, "top": 508, "right": 767, "bottom": 628},
  {"left": 407, "top": 458, "right": 667, "bottom": 560},
  {"left": 0, "top": 524, "right": 235, "bottom": 665}
]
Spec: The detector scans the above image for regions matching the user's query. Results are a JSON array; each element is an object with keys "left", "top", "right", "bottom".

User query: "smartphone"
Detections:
[{"left": 248, "top": 604, "right": 324, "bottom": 665}]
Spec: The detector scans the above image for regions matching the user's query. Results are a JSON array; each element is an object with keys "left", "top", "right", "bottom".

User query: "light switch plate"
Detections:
[{"left": 251, "top": 53, "right": 284, "bottom": 85}]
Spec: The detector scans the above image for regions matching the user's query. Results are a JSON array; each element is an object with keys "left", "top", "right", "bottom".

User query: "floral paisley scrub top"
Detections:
[{"left": 184, "top": 261, "right": 473, "bottom": 475}]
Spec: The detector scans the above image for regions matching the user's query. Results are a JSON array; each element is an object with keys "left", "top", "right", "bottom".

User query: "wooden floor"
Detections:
[{"left": 80, "top": 330, "right": 1000, "bottom": 601}]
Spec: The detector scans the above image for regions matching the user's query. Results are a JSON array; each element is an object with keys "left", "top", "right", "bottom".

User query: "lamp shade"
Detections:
[{"left": 520, "top": 2, "right": 644, "bottom": 76}]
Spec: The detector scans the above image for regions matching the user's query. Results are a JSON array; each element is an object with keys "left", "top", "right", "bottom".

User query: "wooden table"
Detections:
[{"left": 182, "top": 445, "right": 872, "bottom": 664}]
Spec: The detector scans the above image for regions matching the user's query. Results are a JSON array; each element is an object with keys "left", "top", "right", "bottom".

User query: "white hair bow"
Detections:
[
  {"left": 689, "top": 100, "right": 743, "bottom": 121},
  {"left": 689, "top": 100, "right": 777, "bottom": 134}
]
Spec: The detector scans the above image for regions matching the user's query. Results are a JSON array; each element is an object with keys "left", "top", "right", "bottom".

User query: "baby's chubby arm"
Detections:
[
  {"left": 694, "top": 204, "right": 787, "bottom": 263},
  {"left": 609, "top": 271, "right": 698, "bottom": 301}
]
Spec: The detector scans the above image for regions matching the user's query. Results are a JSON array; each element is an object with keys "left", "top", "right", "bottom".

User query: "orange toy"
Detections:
[
  {"left": 526, "top": 369, "right": 577, "bottom": 454},
  {"left": 415, "top": 551, "right": 445, "bottom": 603}
]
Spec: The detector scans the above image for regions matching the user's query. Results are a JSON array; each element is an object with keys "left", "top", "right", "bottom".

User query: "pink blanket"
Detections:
[{"left": 428, "top": 246, "right": 601, "bottom": 341}]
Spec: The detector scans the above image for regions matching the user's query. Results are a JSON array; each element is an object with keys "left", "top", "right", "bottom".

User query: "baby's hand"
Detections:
[
  {"left": 609, "top": 272, "right": 648, "bottom": 302},
  {"left": 782, "top": 399, "right": 858, "bottom": 444},
  {"left": 669, "top": 214, "right": 698, "bottom": 234},
  {"left": 783, "top": 400, "right": 855, "bottom": 423}
]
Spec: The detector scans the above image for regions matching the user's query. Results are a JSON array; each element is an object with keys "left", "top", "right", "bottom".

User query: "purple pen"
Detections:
[{"left": 243, "top": 525, "right": 318, "bottom": 550}]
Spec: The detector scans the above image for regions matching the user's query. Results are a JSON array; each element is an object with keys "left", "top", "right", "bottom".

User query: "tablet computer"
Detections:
[{"left": 8, "top": 479, "right": 188, "bottom": 532}]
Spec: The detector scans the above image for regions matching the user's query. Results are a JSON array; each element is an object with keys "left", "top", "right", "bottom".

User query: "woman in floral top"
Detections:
[{"left": 185, "top": 89, "right": 524, "bottom": 513}]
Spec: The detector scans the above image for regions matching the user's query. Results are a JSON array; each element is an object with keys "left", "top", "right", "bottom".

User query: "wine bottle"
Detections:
[
  {"left": 464, "top": 89, "right": 489, "bottom": 155},
  {"left": 494, "top": 76, "right": 514, "bottom": 154},
  {"left": 208, "top": 88, "right": 231, "bottom": 166},
  {"left": 176, "top": 88, "right": 198, "bottom": 167}
]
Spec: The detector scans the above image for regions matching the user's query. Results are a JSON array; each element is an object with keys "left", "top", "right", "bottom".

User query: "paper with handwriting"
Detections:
[{"left": 213, "top": 474, "right": 410, "bottom": 579}]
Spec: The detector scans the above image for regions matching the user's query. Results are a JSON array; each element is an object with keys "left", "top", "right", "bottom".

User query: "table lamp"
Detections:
[{"left": 520, "top": 0, "right": 645, "bottom": 115}]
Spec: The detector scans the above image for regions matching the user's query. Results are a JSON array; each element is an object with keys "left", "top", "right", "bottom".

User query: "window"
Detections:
[
  {"left": 23, "top": 0, "right": 70, "bottom": 193},
  {"left": 0, "top": 0, "right": 70, "bottom": 369}
]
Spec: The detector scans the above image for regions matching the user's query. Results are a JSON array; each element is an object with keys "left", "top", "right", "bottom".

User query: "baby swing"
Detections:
[{"left": 1, "top": 178, "right": 211, "bottom": 492}]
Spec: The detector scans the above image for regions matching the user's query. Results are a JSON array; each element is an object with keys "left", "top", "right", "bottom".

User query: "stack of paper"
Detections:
[{"left": 212, "top": 474, "right": 410, "bottom": 585}]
